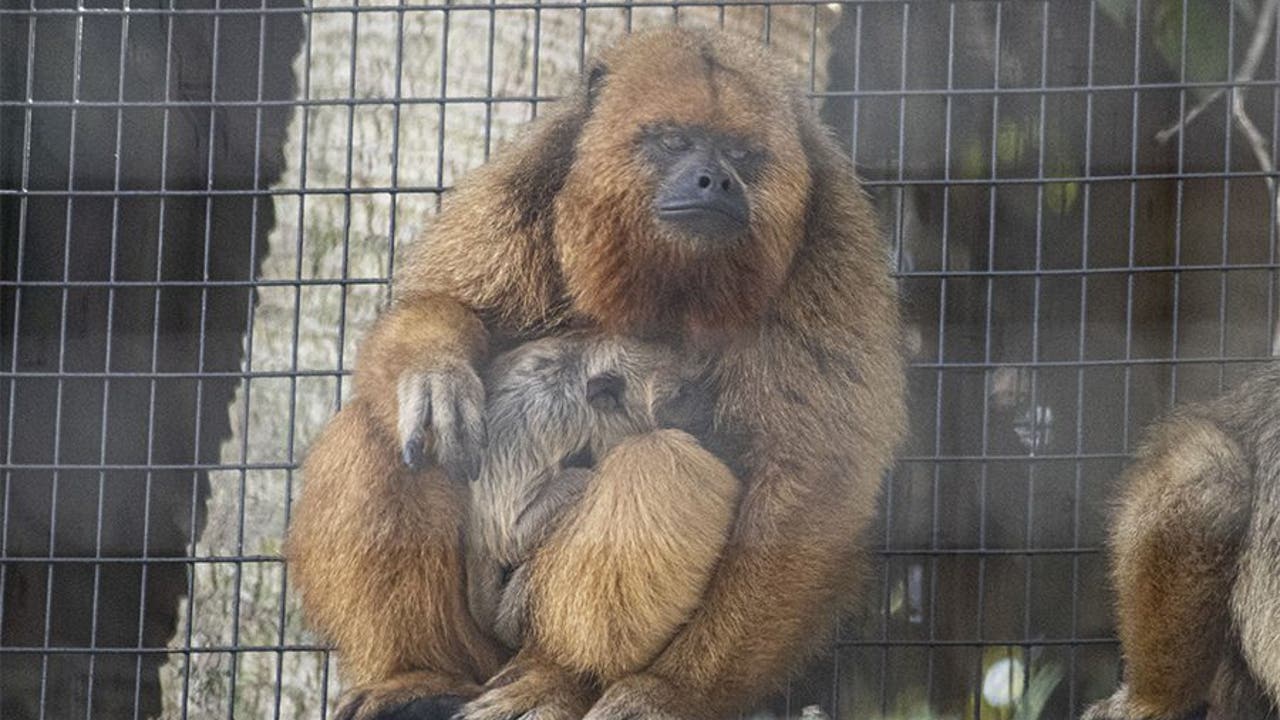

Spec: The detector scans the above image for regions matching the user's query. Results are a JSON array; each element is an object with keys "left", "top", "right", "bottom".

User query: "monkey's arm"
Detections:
[
  {"left": 588, "top": 459, "right": 874, "bottom": 720},
  {"left": 341, "top": 98, "right": 576, "bottom": 474},
  {"left": 352, "top": 294, "right": 490, "bottom": 477},
  {"left": 588, "top": 320, "right": 904, "bottom": 718},
  {"left": 512, "top": 468, "right": 593, "bottom": 549}
]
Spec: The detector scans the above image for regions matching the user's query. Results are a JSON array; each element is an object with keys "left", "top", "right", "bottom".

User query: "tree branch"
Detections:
[
  {"left": 1153, "top": 0, "right": 1280, "bottom": 354},
  {"left": 1155, "top": 0, "right": 1279, "bottom": 144}
]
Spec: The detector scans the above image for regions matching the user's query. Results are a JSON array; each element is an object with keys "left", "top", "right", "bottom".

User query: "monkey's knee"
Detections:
[{"left": 526, "top": 429, "right": 739, "bottom": 681}]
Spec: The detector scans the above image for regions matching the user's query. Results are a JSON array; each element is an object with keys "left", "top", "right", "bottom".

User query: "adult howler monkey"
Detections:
[
  {"left": 287, "top": 27, "right": 906, "bottom": 720},
  {"left": 1084, "top": 364, "right": 1280, "bottom": 720}
]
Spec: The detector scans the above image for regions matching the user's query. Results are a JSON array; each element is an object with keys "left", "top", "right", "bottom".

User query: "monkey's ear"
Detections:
[
  {"left": 794, "top": 92, "right": 858, "bottom": 226},
  {"left": 585, "top": 60, "right": 609, "bottom": 108},
  {"left": 791, "top": 90, "right": 888, "bottom": 308}
]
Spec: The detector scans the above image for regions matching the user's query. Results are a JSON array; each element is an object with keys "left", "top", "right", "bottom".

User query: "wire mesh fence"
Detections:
[{"left": 2, "top": 0, "right": 1278, "bottom": 718}]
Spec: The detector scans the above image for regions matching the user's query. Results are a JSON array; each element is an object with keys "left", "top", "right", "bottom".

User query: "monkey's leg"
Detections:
[
  {"left": 461, "top": 430, "right": 739, "bottom": 720},
  {"left": 1084, "top": 417, "right": 1250, "bottom": 720},
  {"left": 529, "top": 430, "right": 740, "bottom": 680},
  {"left": 288, "top": 400, "right": 506, "bottom": 720},
  {"left": 478, "top": 468, "right": 595, "bottom": 649},
  {"left": 1205, "top": 646, "right": 1277, "bottom": 720},
  {"left": 575, "top": 452, "right": 885, "bottom": 720}
]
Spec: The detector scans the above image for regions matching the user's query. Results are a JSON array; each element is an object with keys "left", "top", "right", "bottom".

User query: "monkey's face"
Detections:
[
  {"left": 554, "top": 29, "right": 811, "bottom": 336},
  {"left": 641, "top": 124, "right": 760, "bottom": 248}
]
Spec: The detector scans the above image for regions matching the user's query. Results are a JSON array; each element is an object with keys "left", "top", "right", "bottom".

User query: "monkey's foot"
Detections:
[
  {"left": 583, "top": 674, "right": 684, "bottom": 720},
  {"left": 1079, "top": 698, "right": 1128, "bottom": 720},
  {"left": 460, "top": 656, "right": 592, "bottom": 720},
  {"left": 1080, "top": 686, "right": 1208, "bottom": 720},
  {"left": 334, "top": 672, "right": 479, "bottom": 720}
]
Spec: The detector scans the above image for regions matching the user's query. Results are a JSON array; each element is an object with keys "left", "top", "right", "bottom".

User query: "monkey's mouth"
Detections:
[{"left": 657, "top": 202, "right": 749, "bottom": 242}]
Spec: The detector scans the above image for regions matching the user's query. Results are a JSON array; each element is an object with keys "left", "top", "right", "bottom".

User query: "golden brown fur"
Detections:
[
  {"left": 1083, "top": 364, "right": 1280, "bottom": 720},
  {"left": 526, "top": 428, "right": 739, "bottom": 683},
  {"left": 288, "top": 26, "right": 905, "bottom": 720}
]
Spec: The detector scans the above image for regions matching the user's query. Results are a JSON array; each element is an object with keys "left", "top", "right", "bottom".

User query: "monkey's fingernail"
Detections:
[{"left": 402, "top": 437, "right": 424, "bottom": 469}]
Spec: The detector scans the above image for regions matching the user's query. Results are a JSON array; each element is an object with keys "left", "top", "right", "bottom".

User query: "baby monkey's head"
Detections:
[
  {"left": 577, "top": 337, "right": 714, "bottom": 447},
  {"left": 482, "top": 335, "right": 713, "bottom": 475}
]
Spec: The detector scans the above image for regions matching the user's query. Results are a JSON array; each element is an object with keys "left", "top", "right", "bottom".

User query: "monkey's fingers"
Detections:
[
  {"left": 583, "top": 674, "right": 683, "bottom": 720},
  {"left": 398, "top": 372, "right": 434, "bottom": 469},
  {"left": 396, "top": 364, "right": 487, "bottom": 478},
  {"left": 431, "top": 367, "right": 486, "bottom": 481},
  {"left": 458, "top": 657, "right": 591, "bottom": 720},
  {"left": 336, "top": 692, "right": 465, "bottom": 720}
]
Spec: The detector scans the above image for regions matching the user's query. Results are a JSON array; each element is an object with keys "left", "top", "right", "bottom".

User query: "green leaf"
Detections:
[
  {"left": 1014, "top": 663, "right": 1066, "bottom": 720},
  {"left": 1099, "top": 0, "right": 1133, "bottom": 27},
  {"left": 1154, "top": 0, "right": 1230, "bottom": 90}
]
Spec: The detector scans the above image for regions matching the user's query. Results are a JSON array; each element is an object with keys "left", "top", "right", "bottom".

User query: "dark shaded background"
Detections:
[{"left": 1, "top": 2, "right": 301, "bottom": 716}]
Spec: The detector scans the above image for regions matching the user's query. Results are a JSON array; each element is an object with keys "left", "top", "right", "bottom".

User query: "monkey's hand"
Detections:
[
  {"left": 352, "top": 295, "right": 490, "bottom": 479},
  {"left": 582, "top": 674, "right": 684, "bottom": 720},
  {"left": 397, "top": 362, "right": 486, "bottom": 479}
]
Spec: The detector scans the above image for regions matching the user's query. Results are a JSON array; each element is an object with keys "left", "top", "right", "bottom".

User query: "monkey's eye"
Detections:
[
  {"left": 660, "top": 131, "right": 692, "bottom": 153},
  {"left": 724, "top": 146, "right": 755, "bottom": 164},
  {"left": 586, "top": 373, "right": 626, "bottom": 412}
]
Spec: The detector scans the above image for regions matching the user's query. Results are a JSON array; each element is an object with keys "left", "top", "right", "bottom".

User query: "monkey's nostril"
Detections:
[{"left": 697, "top": 175, "right": 712, "bottom": 189}]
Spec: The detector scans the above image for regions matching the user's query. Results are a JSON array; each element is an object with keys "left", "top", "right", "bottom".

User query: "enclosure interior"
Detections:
[{"left": 2, "top": 1, "right": 1279, "bottom": 718}]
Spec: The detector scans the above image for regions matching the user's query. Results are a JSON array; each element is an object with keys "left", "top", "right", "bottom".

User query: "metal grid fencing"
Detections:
[{"left": 2, "top": 0, "right": 1278, "bottom": 718}]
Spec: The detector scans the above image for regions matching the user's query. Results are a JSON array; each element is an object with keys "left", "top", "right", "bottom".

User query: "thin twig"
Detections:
[
  {"left": 1221, "top": 0, "right": 1280, "bottom": 354},
  {"left": 1154, "top": 0, "right": 1280, "bottom": 353},
  {"left": 1156, "top": 89, "right": 1226, "bottom": 144},
  {"left": 1155, "top": 0, "right": 1279, "bottom": 144}
]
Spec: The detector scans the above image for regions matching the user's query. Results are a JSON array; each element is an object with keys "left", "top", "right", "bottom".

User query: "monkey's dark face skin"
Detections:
[{"left": 641, "top": 124, "right": 765, "bottom": 246}]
